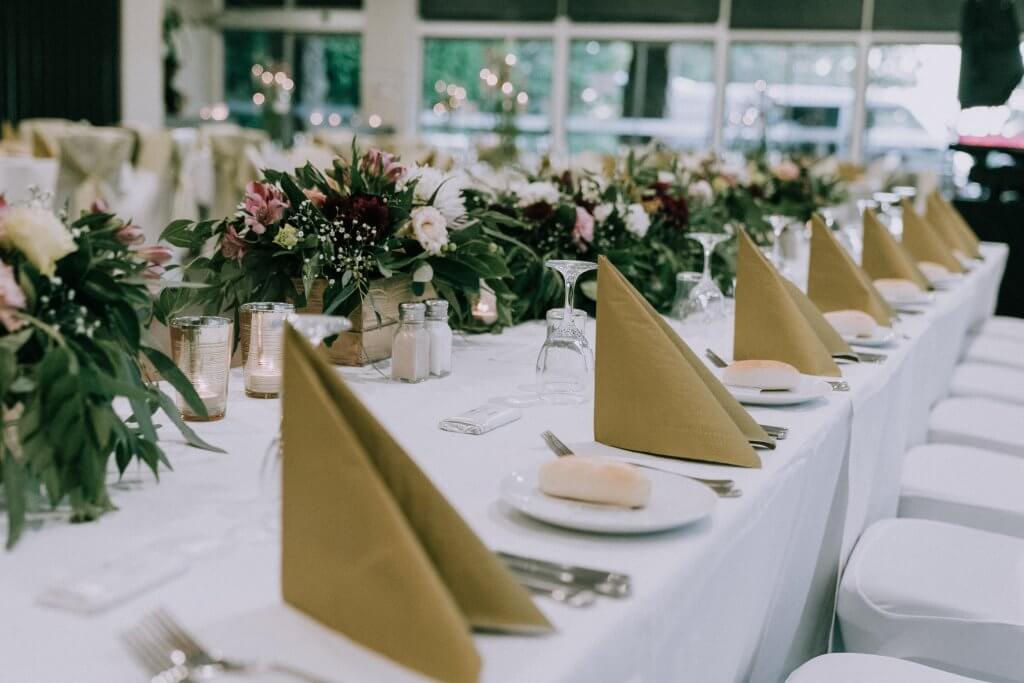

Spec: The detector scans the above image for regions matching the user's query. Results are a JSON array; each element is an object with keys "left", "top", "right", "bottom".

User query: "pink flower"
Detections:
[
  {"left": 0, "top": 259, "right": 26, "bottom": 332},
  {"left": 571, "top": 207, "right": 595, "bottom": 252},
  {"left": 142, "top": 264, "right": 165, "bottom": 280},
  {"left": 221, "top": 224, "right": 248, "bottom": 262},
  {"left": 772, "top": 160, "right": 800, "bottom": 182},
  {"left": 302, "top": 186, "right": 327, "bottom": 208},
  {"left": 116, "top": 224, "right": 145, "bottom": 245},
  {"left": 89, "top": 199, "right": 109, "bottom": 214},
  {"left": 243, "top": 182, "right": 289, "bottom": 235},
  {"left": 132, "top": 245, "right": 174, "bottom": 265},
  {"left": 361, "top": 148, "right": 404, "bottom": 181},
  {"left": 0, "top": 194, "right": 7, "bottom": 216}
]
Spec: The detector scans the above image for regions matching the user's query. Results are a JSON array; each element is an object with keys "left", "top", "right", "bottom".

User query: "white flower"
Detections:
[
  {"left": 691, "top": 180, "right": 713, "bottom": 201},
  {"left": 657, "top": 171, "right": 676, "bottom": 184},
  {"left": 624, "top": 204, "right": 651, "bottom": 238},
  {"left": 514, "top": 181, "right": 560, "bottom": 208},
  {"left": 410, "top": 206, "right": 448, "bottom": 255},
  {"left": 593, "top": 203, "right": 615, "bottom": 223},
  {"left": 399, "top": 164, "right": 468, "bottom": 226},
  {"left": 413, "top": 262, "right": 434, "bottom": 283},
  {"left": 0, "top": 206, "right": 77, "bottom": 275}
]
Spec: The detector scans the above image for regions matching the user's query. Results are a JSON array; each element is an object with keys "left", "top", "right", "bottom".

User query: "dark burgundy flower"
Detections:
[
  {"left": 522, "top": 202, "right": 554, "bottom": 222},
  {"left": 652, "top": 182, "right": 690, "bottom": 228},
  {"left": 340, "top": 193, "right": 390, "bottom": 240}
]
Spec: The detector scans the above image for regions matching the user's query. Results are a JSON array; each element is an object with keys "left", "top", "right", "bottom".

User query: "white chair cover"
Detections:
[
  {"left": 929, "top": 397, "right": 1024, "bottom": 456},
  {"left": 950, "top": 362, "right": 1024, "bottom": 404},
  {"left": 0, "top": 157, "right": 58, "bottom": 204},
  {"left": 838, "top": 518, "right": 1024, "bottom": 682},
  {"left": 54, "top": 127, "right": 134, "bottom": 218},
  {"left": 786, "top": 653, "right": 983, "bottom": 683},
  {"left": 962, "top": 335, "right": 1024, "bottom": 370},
  {"left": 979, "top": 316, "right": 1024, "bottom": 343},
  {"left": 118, "top": 128, "right": 176, "bottom": 243},
  {"left": 207, "top": 130, "right": 260, "bottom": 219},
  {"left": 18, "top": 117, "right": 80, "bottom": 158},
  {"left": 900, "top": 443, "right": 1024, "bottom": 538},
  {"left": 170, "top": 128, "right": 200, "bottom": 222}
]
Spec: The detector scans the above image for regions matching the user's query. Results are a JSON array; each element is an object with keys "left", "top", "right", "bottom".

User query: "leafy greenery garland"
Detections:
[{"left": 0, "top": 209, "right": 221, "bottom": 548}]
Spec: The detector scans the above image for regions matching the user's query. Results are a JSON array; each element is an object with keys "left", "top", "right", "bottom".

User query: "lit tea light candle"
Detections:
[
  {"left": 472, "top": 288, "right": 498, "bottom": 324},
  {"left": 245, "top": 367, "right": 282, "bottom": 398}
]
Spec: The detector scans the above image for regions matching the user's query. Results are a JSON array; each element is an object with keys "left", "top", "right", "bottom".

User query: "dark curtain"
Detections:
[
  {"left": 1, "top": 0, "right": 121, "bottom": 126},
  {"left": 959, "top": 0, "right": 1024, "bottom": 108}
]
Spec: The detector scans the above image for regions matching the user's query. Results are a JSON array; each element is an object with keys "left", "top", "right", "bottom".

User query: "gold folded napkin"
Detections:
[
  {"left": 861, "top": 209, "right": 932, "bottom": 290},
  {"left": 900, "top": 199, "right": 963, "bottom": 273},
  {"left": 808, "top": 214, "right": 893, "bottom": 326},
  {"left": 924, "top": 192, "right": 973, "bottom": 258},
  {"left": 594, "top": 256, "right": 763, "bottom": 468},
  {"left": 734, "top": 229, "right": 845, "bottom": 377},
  {"left": 281, "top": 326, "right": 551, "bottom": 683},
  {"left": 928, "top": 191, "right": 982, "bottom": 259}
]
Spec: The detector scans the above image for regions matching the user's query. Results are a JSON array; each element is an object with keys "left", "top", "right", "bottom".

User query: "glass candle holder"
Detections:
[
  {"left": 240, "top": 302, "right": 294, "bottom": 399},
  {"left": 170, "top": 316, "right": 233, "bottom": 421}
]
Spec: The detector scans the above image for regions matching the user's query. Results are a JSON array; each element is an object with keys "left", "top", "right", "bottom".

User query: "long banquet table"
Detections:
[{"left": 0, "top": 244, "right": 1007, "bottom": 683}]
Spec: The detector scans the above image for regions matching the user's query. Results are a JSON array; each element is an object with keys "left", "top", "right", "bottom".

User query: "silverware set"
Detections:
[
  {"left": 541, "top": 430, "right": 741, "bottom": 498},
  {"left": 500, "top": 551, "right": 631, "bottom": 607},
  {"left": 705, "top": 348, "right": 850, "bottom": 393},
  {"left": 124, "top": 608, "right": 333, "bottom": 683}
]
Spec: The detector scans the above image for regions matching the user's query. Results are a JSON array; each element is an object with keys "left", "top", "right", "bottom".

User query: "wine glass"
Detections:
[
  {"left": 765, "top": 215, "right": 795, "bottom": 271},
  {"left": 536, "top": 308, "right": 591, "bottom": 403},
  {"left": 545, "top": 260, "right": 597, "bottom": 335},
  {"left": 672, "top": 271, "right": 702, "bottom": 320},
  {"left": 873, "top": 192, "right": 902, "bottom": 236},
  {"left": 684, "top": 232, "right": 730, "bottom": 322}
]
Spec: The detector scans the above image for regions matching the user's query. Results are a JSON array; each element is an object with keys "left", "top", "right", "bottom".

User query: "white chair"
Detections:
[
  {"left": 962, "top": 335, "right": 1024, "bottom": 370},
  {"left": 929, "top": 397, "right": 1024, "bottom": 457},
  {"left": 786, "top": 653, "right": 983, "bottom": 682},
  {"left": 950, "top": 363, "right": 1024, "bottom": 405},
  {"left": 900, "top": 443, "right": 1024, "bottom": 538},
  {"left": 978, "top": 316, "right": 1024, "bottom": 343},
  {"left": 838, "top": 518, "right": 1024, "bottom": 682}
]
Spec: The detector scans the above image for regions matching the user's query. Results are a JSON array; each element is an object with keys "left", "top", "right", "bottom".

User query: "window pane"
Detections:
[
  {"left": 419, "top": 0, "right": 557, "bottom": 21},
  {"left": 731, "top": 0, "right": 861, "bottom": 29},
  {"left": 223, "top": 30, "right": 361, "bottom": 131},
  {"left": 225, "top": 0, "right": 284, "bottom": 7},
  {"left": 567, "top": 0, "right": 718, "bottom": 23},
  {"left": 873, "top": 0, "right": 963, "bottom": 31},
  {"left": 724, "top": 42, "right": 858, "bottom": 156},
  {"left": 567, "top": 40, "right": 714, "bottom": 153},
  {"left": 864, "top": 44, "right": 960, "bottom": 171},
  {"left": 420, "top": 38, "right": 554, "bottom": 154}
]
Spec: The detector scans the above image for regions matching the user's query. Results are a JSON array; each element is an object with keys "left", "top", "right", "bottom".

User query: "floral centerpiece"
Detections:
[
  {"left": 0, "top": 195, "right": 220, "bottom": 548},
  {"left": 158, "top": 146, "right": 515, "bottom": 334}
]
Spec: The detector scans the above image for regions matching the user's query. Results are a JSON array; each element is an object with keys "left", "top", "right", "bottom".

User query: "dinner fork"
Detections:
[
  {"left": 123, "top": 608, "right": 335, "bottom": 683},
  {"left": 540, "top": 430, "right": 741, "bottom": 498}
]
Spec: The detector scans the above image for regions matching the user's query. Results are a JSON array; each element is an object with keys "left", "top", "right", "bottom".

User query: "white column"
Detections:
[
  {"left": 362, "top": 0, "right": 419, "bottom": 137},
  {"left": 550, "top": 16, "right": 571, "bottom": 157},
  {"left": 121, "top": 0, "right": 165, "bottom": 127},
  {"left": 710, "top": 0, "right": 732, "bottom": 153}
]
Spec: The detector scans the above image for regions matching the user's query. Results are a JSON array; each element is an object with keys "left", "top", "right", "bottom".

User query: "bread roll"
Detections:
[
  {"left": 538, "top": 456, "right": 651, "bottom": 508},
  {"left": 873, "top": 278, "right": 923, "bottom": 302},
  {"left": 824, "top": 309, "right": 877, "bottom": 338},
  {"left": 918, "top": 261, "right": 950, "bottom": 282},
  {"left": 722, "top": 359, "right": 800, "bottom": 390}
]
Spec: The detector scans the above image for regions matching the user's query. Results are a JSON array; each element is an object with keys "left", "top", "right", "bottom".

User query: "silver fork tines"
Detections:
[{"left": 828, "top": 380, "right": 851, "bottom": 392}]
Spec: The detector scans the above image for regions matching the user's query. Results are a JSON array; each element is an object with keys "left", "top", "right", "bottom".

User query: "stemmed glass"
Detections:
[
  {"left": 873, "top": 192, "right": 902, "bottom": 236},
  {"left": 765, "top": 215, "right": 795, "bottom": 271},
  {"left": 536, "top": 260, "right": 597, "bottom": 403},
  {"left": 683, "top": 232, "right": 730, "bottom": 322}
]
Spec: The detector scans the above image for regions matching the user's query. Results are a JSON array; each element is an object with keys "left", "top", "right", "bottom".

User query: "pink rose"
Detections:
[
  {"left": 221, "top": 224, "right": 247, "bottom": 262},
  {"left": 571, "top": 206, "right": 595, "bottom": 252},
  {"left": 243, "top": 182, "right": 289, "bottom": 235},
  {"left": 89, "top": 199, "right": 110, "bottom": 214},
  {"left": 0, "top": 259, "right": 26, "bottom": 332},
  {"left": 302, "top": 186, "right": 327, "bottom": 208},
  {"left": 132, "top": 245, "right": 174, "bottom": 265},
  {"left": 362, "top": 148, "right": 404, "bottom": 181},
  {"left": 116, "top": 224, "right": 145, "bottom": 245},
  {"left": 772, "top": 160, "right": 800, "bottom": 182}
]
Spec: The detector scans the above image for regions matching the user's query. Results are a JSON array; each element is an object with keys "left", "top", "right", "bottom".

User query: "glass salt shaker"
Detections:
[
  {"left": 425, "top": 299, "right": 453, "bottom": 377},
  {"left": 391, "top": 302, "right": 430, "bottom": 383}
]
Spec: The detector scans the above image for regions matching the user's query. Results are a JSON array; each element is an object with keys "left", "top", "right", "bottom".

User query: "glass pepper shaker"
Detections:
[
  {"left": 391, "top": 302, "right": 430, "bottom": 383},
  {"left": 425, "top": 299, "right": 453, "bottom": 377}
]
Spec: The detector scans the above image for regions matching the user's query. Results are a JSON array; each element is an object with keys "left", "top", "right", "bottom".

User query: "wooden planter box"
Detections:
[{"left": 293, "top": 275, "right": 435, "bottom": 366}]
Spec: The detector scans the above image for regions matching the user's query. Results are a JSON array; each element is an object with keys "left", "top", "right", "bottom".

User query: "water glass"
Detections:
[{"left": 536, "top": 308, "right": 592, "bottom": 403}]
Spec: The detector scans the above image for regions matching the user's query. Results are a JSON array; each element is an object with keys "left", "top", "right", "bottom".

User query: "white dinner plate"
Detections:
[
  {"left": 929, "top": 273, "right": 962, "bottom": 290},
  {"left": 499, "top": 465, "right": 716, "bottom": 534},
  {"left": 883, "top": 291, "right": 934, "bottom": 308},
  {"left": 843, "top": 326, "right": 897, "bottom": 347},
  {"left": 724, "top": 375, "right": 831, "bottom": 406}
]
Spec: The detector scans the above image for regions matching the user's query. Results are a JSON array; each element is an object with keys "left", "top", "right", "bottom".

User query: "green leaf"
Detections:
[
  {"left": 154, "top": 389, "right": 226, "bottom": 453},
  {"left": 140, "top": 346, "right": 208, "bottom": 419},
  {"left": 3, "top": 452, "right": 26, "bottom": 549}
]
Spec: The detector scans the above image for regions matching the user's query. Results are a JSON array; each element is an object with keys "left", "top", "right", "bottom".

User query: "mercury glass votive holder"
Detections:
[
  {"left": 240, "top": 302, "right": 294, "bottom": 399},
  {"left": 170, "top": 316, "right": 233, "bottom": 421}
]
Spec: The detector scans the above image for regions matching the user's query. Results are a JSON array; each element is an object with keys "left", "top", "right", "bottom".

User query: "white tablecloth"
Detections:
[
  {"left": 0, "top": 244, "right": 1006, "bottom": 683},
  {"left": 0, "top": 156, "right": 58, "bottom": 204}
]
